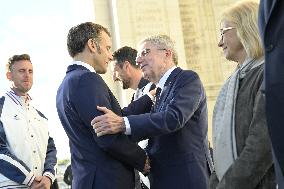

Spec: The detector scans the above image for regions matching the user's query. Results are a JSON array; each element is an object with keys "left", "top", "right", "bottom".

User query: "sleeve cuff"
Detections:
[
  {"left": 23, "top": 172, "right": 35, "bottom": 187},
  {"left": 123, "top": 117, "right": 131, "bottom": 135},
  {"left": 43, "top": 171, "right": 55, "bottom": 183}
]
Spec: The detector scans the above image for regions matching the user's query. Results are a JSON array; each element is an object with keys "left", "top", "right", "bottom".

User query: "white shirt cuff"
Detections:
[
  {"left": 123, "top": 117, "right": 131, "bottom": 135},
  {"left": 43, "top": 171, "right": 55, "bottom": 183}
]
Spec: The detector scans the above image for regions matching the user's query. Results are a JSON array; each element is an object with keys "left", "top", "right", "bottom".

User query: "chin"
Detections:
[
  {"left": 225, "top": 54, "right": 232, "bottom": 61},
  {"left": 225, "top": 56, "right": 237, "bottom": 63},
  {"left": 97, "top": 69, "right": 107, "bottom": 74}
]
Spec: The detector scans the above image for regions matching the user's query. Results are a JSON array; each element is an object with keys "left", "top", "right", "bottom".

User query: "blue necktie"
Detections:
[{"left": 154, "top": 87, "right": 162, "bottom": 111}]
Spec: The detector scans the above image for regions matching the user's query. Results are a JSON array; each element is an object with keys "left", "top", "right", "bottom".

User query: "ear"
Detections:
[
  {"left": 6, "top": 71, "right": 12, "bottom": 81},
  {"left": 165, "top": 49, "right": 172, "bottom": 58},
  {"left": 87, "top": 39, "right": 96, "bottom": 53},
  {"left": 124, "top": 61, "right": 131, "bottom": 71}
]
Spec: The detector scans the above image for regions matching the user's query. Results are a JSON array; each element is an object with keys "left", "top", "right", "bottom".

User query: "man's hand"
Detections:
[
  {"left": 31, "top": 176, "right": 52, "bottom": 189},
  {"left": 91, "top": 106, "right": 125, "bottom": 137},
  {"left": 149, "top": 88, "right": 157, "bottom": 97},
  {"left": 31, "top": 176, "right": 41, "bottom": 189}
]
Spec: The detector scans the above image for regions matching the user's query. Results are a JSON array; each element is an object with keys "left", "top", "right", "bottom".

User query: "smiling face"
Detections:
[
  {"left": 112, "top": 61, "right": 131, "bottom": 89},
  {"left": 6, "top": 60, "right": 33, "bottom": 96},
  {"left": 218, "top": 20, "right": 247, "bottom": 63},
  {"left": 136, "top": 42, "right": 167, "bottom": 84},
  {"left": 93, "top": 31, "right": 113, "bottom": 74}
]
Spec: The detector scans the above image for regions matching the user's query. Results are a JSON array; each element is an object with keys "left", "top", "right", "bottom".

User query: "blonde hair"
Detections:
[
  {"left": 221, "top": 0, "right": 263, "bottom": 58},
  {"left": 138, "top": 34, "right": 178, "bottom": 65}
]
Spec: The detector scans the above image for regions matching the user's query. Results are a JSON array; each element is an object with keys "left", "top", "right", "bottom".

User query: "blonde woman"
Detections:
[{"left": 210, "top": 1, "right": 275, "bottom": 188}]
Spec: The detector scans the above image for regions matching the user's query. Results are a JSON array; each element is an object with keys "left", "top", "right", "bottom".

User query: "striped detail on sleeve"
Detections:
[{"left": 0, "top": 155, "right": 34, "bottom": 186}]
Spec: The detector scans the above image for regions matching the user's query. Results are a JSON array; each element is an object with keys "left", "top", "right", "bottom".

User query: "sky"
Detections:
[{"left": 0, "top": 0, "right": 95, "bottom": 159}]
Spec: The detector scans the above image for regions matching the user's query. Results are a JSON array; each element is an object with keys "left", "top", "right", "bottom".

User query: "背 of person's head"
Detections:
[
  {"left": 67, "top": 22, "right": 113, "bottom": 74},
  {"left": 218, "top": 0, "right": 263, "bottom": 65},
  {"left": 136, "top": 34, "right": 178, "bottom": 84},
  {"left": 112, "top": 46, "right": 140, "bottom": 90},
  {"left": 6, "top": 54, "right": 33, "bottom": 96}
]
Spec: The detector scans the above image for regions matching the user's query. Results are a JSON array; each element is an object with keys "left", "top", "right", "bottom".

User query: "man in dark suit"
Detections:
[
  {"left": 259, "top": 0, "right": 284, "bottom": 187},
  {"left": 112, "top": 46, "right": 155, "bottom": 189},
  {"left": 92, "top": 34, "right": 210, "bottom": 189},
  {"left": 56, "top": 22, "right": 152, "bottom": 189}
]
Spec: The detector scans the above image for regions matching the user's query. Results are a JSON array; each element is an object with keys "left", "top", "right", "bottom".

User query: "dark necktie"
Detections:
[{"left": 154, "top": 87, "right": 162, "bottom": 111}]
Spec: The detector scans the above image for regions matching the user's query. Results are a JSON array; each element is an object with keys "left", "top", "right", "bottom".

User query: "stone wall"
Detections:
[{"left": 92, "top": 0, "right": 240, "bottom": 141}]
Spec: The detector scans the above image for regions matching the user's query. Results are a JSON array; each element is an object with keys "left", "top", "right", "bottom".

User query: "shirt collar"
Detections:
[
  {"left": 157, "top": 66, "right": 177, "bottom": 90},
  {"left": 70, "top": 61, "right": 96, "bottom": 73},
  {"left": 7, "top": 89, "right": 32, "bottom": 106}
]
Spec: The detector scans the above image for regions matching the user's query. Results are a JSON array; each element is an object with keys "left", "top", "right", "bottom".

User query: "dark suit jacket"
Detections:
[
  {"left": 127, "top": 67, "right": 209, "bottom": 189},
  {"left": 131, "top": 78, "right": 155, "bottom": 102},
  {"left": 259, "top": 0, "right": 284, "bottom": 187},
  {"left": 56, "top": 65, "right": 152, "bottom": 189}
]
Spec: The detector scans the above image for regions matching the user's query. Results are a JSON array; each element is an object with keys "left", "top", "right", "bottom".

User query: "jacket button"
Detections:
[{"left": 266, "top": 44, "right": 274, "bottom": 52}]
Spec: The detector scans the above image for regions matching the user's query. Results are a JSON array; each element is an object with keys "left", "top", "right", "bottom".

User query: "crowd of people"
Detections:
[{"left": 0, "top": 0, "right": 283, "bottom": 188}]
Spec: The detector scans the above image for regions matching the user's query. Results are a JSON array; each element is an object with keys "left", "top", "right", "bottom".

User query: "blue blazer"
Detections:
[
  {"left": 259, "top": 0, "right": 284, "bottom": 186},
  {"left": 127, "top": 68, "right": 209, "bottom": 189},
  {"left": 56, "top": 65, "right": 152, "bottom": 189}
]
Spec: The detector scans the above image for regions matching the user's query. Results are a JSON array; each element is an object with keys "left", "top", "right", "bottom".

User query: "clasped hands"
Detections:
[
  {"left": 31, "top": 175, "right": 51, "bottom": 189},
  {"left": 91, "top": 106, "right": 150, "bottom": 174}
]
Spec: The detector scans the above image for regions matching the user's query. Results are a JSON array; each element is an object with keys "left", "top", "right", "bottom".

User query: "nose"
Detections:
[
  {"left": 112, "top": 71, "right": 117, "bottom": 81},
  {"left": 135, "top": 56, "right": 143, "bottom": 68},
  {"left": 109, "top": 53, "right": 113, "bottom": 61},
  {"left": 25, "top": 71, "right": 32, "bottom": 78},
  {"left": 112, "top": 71, "right": 120, "bottom": 82}
]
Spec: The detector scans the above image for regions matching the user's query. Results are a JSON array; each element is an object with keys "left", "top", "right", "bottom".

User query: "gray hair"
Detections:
[{"left": 138, "top": 34, "right": 178, "bottom": 65}]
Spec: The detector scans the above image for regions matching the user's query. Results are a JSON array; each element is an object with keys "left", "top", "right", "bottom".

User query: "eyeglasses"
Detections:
[
  {"left": 136, "top": 48, "right": 167, "bottom": 59},
  {"left": 220, "top": 26, "right": 235, "bottom": 39}
]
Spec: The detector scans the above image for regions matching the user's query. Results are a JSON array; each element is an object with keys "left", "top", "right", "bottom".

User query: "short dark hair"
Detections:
[
  {"left": 7, "top": 54, "right": 31, "bottom": 71},
  {"left": 67, "top": 22, "right": 111, "bottom": 57},
  {"left": 113, "top": 46, "right": 139, "bottom": 69}
]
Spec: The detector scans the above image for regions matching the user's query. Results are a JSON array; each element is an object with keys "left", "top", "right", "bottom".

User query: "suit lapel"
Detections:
[
  {"left": 262, "top": 0, "right": 278, "bottom": 43},
  {"left": 269, "top": 0, "right": 278, "bottom": 20},
  {"left": 156, "top": 67, "right": 182, "bottom": 112},
  {"left": 266, "top": 0, "right": 278, "bottom": 25}
]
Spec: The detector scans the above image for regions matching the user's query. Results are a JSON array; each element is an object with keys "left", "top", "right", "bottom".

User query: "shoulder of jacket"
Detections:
[
  {"left": 183, "top": 69, "right": 197, "bottom": 75},
  {"left": 178, "top": 69, "right": 199, "bottom": 80},
  {"left": 79, "top": 71, "right": 105, "bottom": 84}
]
